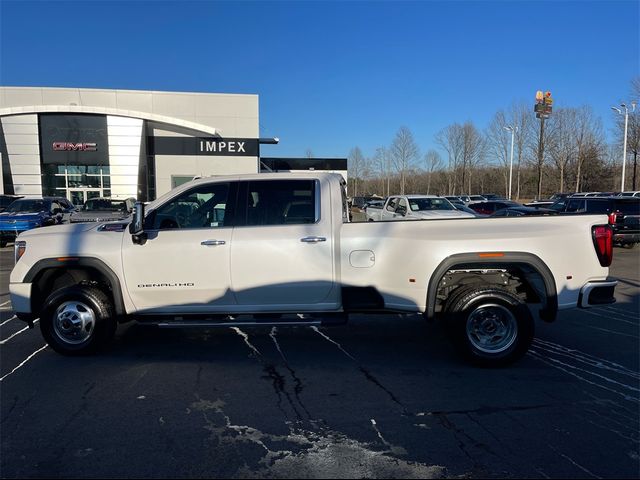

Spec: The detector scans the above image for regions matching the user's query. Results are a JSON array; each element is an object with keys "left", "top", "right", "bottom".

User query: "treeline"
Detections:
[{"left": 347, "top": 78, "right": 640, "bottom": 200}]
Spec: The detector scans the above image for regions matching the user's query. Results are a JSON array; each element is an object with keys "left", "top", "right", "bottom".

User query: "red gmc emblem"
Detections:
[{"left": 52, "top": 142, "right": 97, "bottom": 151}]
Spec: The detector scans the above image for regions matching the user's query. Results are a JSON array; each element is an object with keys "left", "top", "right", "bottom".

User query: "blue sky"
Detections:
[{"left": 1, "top": 0, "right": 638, "bottom": 161}]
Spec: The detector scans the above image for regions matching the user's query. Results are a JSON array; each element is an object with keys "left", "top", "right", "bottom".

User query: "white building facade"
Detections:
[{"left": 0, "top": 87, "right": 260, "bottom": 205}]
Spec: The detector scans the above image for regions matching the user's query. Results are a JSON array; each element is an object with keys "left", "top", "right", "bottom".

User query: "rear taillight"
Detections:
[{"left": 592, "top": 225, "right": 613, "bottom": 267}]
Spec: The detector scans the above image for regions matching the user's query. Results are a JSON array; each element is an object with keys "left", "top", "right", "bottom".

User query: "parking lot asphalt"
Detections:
[{"left": 1, "top": 245, "right": 639, "bottom": 479}]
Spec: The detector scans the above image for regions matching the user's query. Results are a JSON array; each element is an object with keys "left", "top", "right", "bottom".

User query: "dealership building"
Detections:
[{"left": 0, "top": 86, "right": 346, "bottom": 205}]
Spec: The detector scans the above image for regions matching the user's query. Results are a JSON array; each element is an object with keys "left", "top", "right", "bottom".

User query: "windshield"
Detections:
[
  {"left": 84, "top": 199, "right": 127, "bottom": 212},
  {"left": 408, "top": 198, "right": 455, "bottom": 211},
  {"left": 6, "top": 199, "right": 46, "bottom": 213}
]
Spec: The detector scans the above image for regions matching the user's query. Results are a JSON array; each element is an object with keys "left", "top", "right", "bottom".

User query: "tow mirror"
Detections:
[{"left": 130, "top": 202, "right": 146, "bottom": 244}]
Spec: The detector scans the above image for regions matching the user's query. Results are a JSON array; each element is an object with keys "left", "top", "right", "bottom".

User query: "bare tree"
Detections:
[
  {"left": 613, "top": 77, "right": 640, "bottom": 190},
  {"left": 305, "top": 149, "right": 314, "bottom": 158},
  {"left": 510, "top": 102, "right": 532, "bottom": 200},
  {"left": 390, "top": 126, "right": 419, "bottom": 195},
  {"left": 460, "top": 122, "right": 485, "bottom": 194},
  {"left": 573, "top": 106, "right": 603, "bottom": 193},
  {"left": 435, "top": 123, "right": 464, "bottom": 194},
  {"left": 373, "top": 146, "right": 392, "bottom": 196},
  {"left": 486, "top": 111, "right": 511, "bottom": 196},
  {"left": 547, "top": 108, "right": 577, "bottom": 193},
  {"left": 424, "top": 149, "right": 442, "bottom": 194},
  {"left": 348, "top": 147, "right": 365, "bottom": 197}
]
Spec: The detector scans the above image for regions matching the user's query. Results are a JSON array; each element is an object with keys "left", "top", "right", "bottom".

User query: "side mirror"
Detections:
[
  {"left": 53, "top": 208, "right": 63, "bottom": 215},
  {"left": 130, "top": 202, "right": 146, "bottom": 244},
  {"left": 397, "top": 206, "right": 407, "bottom": 216}
]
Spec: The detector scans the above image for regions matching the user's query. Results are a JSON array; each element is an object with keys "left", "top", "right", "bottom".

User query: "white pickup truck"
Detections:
[
  {"left": 10, "top": 173, "right": 617, "bottom": 366},
  {"left": 366, "top": 195, "right": 474, "bottom": 221}
]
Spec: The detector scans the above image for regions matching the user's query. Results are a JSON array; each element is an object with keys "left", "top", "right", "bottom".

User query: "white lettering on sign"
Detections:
[{"left": 199, "top": 140, "right": 248, "bottom": 154}]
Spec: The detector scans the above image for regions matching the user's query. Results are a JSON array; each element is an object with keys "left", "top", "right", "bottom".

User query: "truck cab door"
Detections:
[
  {"left": 230, "top": 179, "right": 338, "bottom": 309},
  {"left": 121, "top": 182, "right": 237, "bottom": 313},
  {"left": 381, "top": 197, "right": 399, "bottom": 220}
]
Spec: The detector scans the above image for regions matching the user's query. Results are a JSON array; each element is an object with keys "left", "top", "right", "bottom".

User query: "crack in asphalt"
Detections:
[
  {"left": 269, "top": 327, "right": 313, "bottom": 421},
  {"left": 310, "top": 326, "right": 409, "bottom": 415},
  {"left": 231, "top": 327, "right": 301, "bottom": 422}
]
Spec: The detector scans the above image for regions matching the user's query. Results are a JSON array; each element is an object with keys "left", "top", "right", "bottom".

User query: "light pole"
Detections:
[
  {"left": 612, "top": 102, "right": 636, "bottom": 192},
  {"left": 504, "top": 125, "right": 517, "bottom": 200}
]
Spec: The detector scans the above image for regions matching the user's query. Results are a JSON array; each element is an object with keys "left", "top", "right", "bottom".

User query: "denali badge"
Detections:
[
  {"left": 138, "top": 283, "right": 195, "bottom": 288},
  {"left": 53, "top": 142, "right": 97, "bottom": 151}
]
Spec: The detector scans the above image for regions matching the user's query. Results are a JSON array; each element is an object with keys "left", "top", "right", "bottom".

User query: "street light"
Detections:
[
  {"left": 611, "top": 102, "right": 637, "bottom": 192},
  {"left": 504, "top": 125, "right": 517, "bottom": 200}
]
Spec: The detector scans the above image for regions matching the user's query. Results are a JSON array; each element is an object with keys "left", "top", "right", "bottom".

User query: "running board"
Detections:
[{"left": 156, "top": 320, "right": 322, "bottom": 329}]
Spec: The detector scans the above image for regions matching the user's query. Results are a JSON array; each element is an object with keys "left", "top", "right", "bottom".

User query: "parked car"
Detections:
[
  {"left": 457, "top": 195, "right": 472, "bottom": 204},
  {"left": 618, "top": 191, "right": 640, "bottom": 198},
  {"left": 468, "top": 200, "right": 521, "bottom": 215},
  {"left": 369, "top": 195, "right": 475, "bottom": 221},
  {"left": 70, "top": 197, "right": 136, "bottom": 223},
  {"left": 363, "top": 199, "right": 385, "bottom": 221},
  {"left": 482, "top": 194, "right": 507, "bottom": 201},
  {"left": 444, "top": 196, "right": 466, "bottom": 207},
  {"left": 468, "top": 195, "right": 487, "bottom": 203},
  {"left": 452, "top": 203, "right": 485, "bottom": 216},
  {"left": 349, "top": 195, "right": 382, "bottom": 221},
  {"left": 492, "top": 206, "right": 558, "bottom": 217},
  {"left": 0, "top": 194, "right": 23, "bottom": 213},
  {"left": 9, "top": 172, "right": 616, "bottom": 367},
  {"left": 556, "top": 196, "right": 640, "bottom": 247},
  {"left": 0, "top": 197, "right": 76, "bottom": 247}
]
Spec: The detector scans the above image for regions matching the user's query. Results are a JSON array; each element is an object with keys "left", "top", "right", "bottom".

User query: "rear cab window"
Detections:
[{"left": 239, "top": 179, "right": 318, "bottom": 226}]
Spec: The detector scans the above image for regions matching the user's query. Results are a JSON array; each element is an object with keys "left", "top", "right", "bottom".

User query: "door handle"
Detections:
[
  {"left": 201, "top": 239, "right": 226, "bottom": 246},
  {"left": 300, "top": 236, "right": 326, "bottom": 243}
]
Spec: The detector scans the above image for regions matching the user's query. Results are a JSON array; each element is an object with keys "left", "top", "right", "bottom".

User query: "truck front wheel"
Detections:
[
  {"left": 445, "top": 286, "right": 534, "bottom": 367},
  {"left": 40, "top": 286, "right": 116, "bottom": 355}
]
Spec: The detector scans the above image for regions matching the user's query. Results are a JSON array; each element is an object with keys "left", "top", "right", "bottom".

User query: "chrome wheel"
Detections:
[
  {"left": 53, "top": 301, "right": 96, "bottom": 345},
  {"left": 466, "top": 303, "right": 518, "bottom": 354}
]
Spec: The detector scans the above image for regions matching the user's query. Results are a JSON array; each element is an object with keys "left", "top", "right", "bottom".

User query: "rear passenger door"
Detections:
[{"left": 230, "top": 179, "right": 337, "bottom": 308}]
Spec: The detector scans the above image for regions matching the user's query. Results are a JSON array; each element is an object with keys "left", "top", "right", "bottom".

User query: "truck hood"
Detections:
[
  {"left": 17, "top": 222, "right": 97, "bottom": 239},
  {"left": 409, "top": 210, "right": 475, "bottom": 219}
]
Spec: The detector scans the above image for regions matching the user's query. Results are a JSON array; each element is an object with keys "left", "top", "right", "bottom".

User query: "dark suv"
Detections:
[{"left": 556, "top": 197, "right": 640, "bottom": 247}]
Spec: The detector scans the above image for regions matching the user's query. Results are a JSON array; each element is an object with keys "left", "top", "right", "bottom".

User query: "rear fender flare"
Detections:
[{"left": 426, "top": 252, "right": 557, "bottom": 322}]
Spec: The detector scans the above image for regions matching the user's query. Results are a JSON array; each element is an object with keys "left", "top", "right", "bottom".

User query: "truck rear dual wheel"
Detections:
[
  {"left": 40, "top": 286, "right": 117, "bottom": 356},
  {"left": 444, "top": 286, "right": 534, "bottom": 367}
]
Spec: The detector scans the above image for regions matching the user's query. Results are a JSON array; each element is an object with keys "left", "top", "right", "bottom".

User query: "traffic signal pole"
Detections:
[
  {"left": 537, "top": 115, "right": 545, "bottom": 200},
  {"left": 534, "top": 90, "right": 552, "bottom": 200}
]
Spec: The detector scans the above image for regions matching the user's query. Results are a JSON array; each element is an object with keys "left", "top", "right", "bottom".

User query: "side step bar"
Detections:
[
  {"left": 137, "top": 313, "right": 349, "bottom": 328},
  {"left": 156, "top": 320, "right": 322, "bottom": 329}
]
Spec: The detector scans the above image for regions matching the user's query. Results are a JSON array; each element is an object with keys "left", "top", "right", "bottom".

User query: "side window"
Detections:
[
  {"left": 243, "top": 180, "right": 317, "bottom": 226},
  {"left": 396, "top": 198, "right": 408, "bottom": 215},
  {"left": 586, "top": 200, "right": 609, "bottom": 214},
  {"left": 386, "top": 198, "right": 397, "bottom": 212},
  {"left": 565, "top": 199, "right": 583, "bottom": 213},
  {"left": 341, "top": 181, "right": 349, "bottom": 223},
  {"left": 153, "top": 183, "right": 230, "bottom": 230}
]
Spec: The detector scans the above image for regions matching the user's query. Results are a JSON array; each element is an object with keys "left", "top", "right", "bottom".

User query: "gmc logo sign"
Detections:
[{"left": 52, "top": 142, "right": 97, "bottom": 151}]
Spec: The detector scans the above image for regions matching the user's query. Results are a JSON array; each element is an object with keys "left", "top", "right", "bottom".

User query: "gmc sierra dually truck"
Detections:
[{"left": 10, "top": 173, "right": 617, "bottom": 366}]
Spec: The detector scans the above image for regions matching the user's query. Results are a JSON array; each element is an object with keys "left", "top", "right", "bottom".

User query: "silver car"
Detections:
[{"left": 70, "top": 197, "right": 136, "bottom": 223}]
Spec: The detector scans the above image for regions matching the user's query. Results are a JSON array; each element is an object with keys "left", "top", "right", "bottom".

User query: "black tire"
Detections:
[
  {"left": 444, "top": 285, "right": 534, "bottom": 367},
  {"left": 40, "top": 286, "right": 117, "bottom": 356}
]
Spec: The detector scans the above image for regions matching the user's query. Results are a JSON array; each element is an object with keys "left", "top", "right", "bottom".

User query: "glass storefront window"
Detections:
[{"left": 42, "top": 165, "right": 110, "bottom": 198}]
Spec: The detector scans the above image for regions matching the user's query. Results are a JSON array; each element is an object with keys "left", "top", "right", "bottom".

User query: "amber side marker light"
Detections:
[
  {"left": 477, "top": 252, "right": 505, "bottom": 258},
  {"left": 56, "top": 257, "right": 80, "bottom": 262}
]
